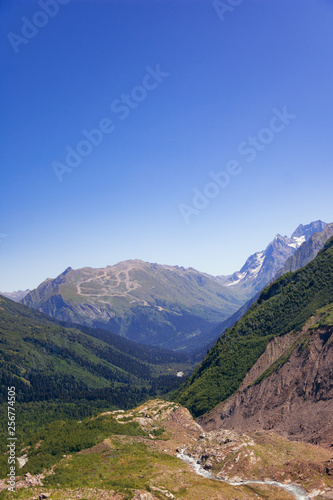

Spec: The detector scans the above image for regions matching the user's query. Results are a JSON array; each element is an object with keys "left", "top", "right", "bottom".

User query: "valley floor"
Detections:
[{"left": 0, "top": 400, "right": 332, "bottom": 500}]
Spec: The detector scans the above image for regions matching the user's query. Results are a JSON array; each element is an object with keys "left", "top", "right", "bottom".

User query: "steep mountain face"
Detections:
[
  {"left": 198, "top": 312, "right": 333, "bottom": 447},
  {"left": 175, "top": 236, "right": 333, "bottom": 418},
  {"left": 0, "top": 289, "right": 30, "bottom": 301},
  {"left": 277, "top": 222, "right": 333, "bottom": 277},
  {"left": 218, "top": 220, "right": 327, "bottom": 295},
  {"left": 0, "top": 294, "right": 193, "bottom": 406},
  {"left": 21, "top": 260, "right": 245, "bottom": 351}
]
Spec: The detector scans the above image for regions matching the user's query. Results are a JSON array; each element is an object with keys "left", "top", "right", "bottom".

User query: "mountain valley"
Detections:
[
  {"left": 19, "top": 221, "right": 328, "bottom": 352},
  {"left": 1, "top": 221, "right": 333, "bottom": 500},
  {"left": 21, "top": 260, "right": 246, "bottom": 352},
  {"left": 2, "top": 1, "right": 332, "bottom": 498},
  {"left": 0, "top": 294, "right": 193, "bottom": 409}
]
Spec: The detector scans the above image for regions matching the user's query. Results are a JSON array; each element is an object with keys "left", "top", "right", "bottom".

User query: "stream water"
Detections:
[{"left": 177, "top": 449, "right": 310, "bottom": 500}]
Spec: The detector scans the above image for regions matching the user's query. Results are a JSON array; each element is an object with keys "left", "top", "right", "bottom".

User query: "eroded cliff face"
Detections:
[{"left": 198, "top": 322, "right": 333, "bottom": 448}]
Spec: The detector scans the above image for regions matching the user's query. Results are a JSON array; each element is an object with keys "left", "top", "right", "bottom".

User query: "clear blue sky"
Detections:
[{"left": 1, "top": 0, "right": 333, "bottom": 291}]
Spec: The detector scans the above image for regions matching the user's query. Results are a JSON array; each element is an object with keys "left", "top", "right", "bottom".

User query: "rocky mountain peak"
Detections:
[
  {"left": 291, "top": 220, "right": 327, "bottom": 239},
  {"left": 219, "top": 220, "right": 329, "bottom": 295}
]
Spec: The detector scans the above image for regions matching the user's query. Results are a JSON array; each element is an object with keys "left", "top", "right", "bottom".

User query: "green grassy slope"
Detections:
[{"left": 175, "top": 236, "right": 333, "bottom": 417}]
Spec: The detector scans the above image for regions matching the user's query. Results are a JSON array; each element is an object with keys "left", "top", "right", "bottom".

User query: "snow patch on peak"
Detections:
[
  {"left": 294, "top": 235, "right": 306, "bottom": 246},
  {"left": 226, "top": 251, "right": 265, "bottom": 286},
  {"left": 226, "top": 272, "right": 247, "bottom": 287},
  {"left": 288, "top": 235, "right": 306, "bottom": 249},
  {"left": 248, "top": 251, "right": 265, "bottom": 279}
]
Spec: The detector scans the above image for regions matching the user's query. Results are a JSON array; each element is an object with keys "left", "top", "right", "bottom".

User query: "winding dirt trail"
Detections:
[{"left": 75, "top": 264, "right": 148, "bottom": 304}]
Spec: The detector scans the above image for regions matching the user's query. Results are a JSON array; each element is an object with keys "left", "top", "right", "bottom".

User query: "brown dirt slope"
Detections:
[{"left": 198, "top": 319, "right": 333, "bottom": 448}]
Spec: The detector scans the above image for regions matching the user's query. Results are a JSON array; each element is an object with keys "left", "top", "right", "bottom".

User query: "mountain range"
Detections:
[
  {"left": 21, "top": 260, "right": 245, "bottom": 351},
  {"left": 19, "top": 220, "right": 328, "bottom": 352},
  {"left": 0, "top": 289, "right": 30, "bottom": 301},
  {"left": 217, "top": 220, "right": 327, "bottom": 295}
]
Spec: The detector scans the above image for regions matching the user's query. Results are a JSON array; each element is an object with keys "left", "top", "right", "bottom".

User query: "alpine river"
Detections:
[{"left": 177, "top": 449, "right": 310, "bottom": 500}]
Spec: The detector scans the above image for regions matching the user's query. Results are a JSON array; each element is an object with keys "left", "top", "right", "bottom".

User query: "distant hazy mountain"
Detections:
[
  {"left": 22, "top": 260, "right": 245, "bottom": 351},
  {"left": 217, "top": 220, "right": 327, "bottom": 296},
  {"left": 0, "top": 289, "right": 30, "bottom": 302}
]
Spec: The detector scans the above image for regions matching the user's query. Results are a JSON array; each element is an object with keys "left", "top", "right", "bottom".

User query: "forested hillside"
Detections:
[{"left": 0, "top": 295, "right": 193, "bottom": 408}]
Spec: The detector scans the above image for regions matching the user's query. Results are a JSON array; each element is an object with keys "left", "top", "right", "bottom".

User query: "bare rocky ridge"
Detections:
[
  {"left": 218, "top": 220, "right": 327, "bottom": 295},
  {"left": 198, "top": 320, "right": 333, "bottom": 448},
  {"left": 277, "top": 223, "right": 333, "bottom": 277}
]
